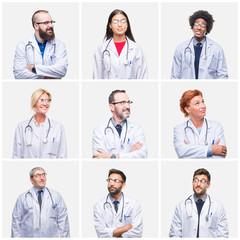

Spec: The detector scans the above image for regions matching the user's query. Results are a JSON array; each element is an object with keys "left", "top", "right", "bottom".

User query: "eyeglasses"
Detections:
[
  {"left": 112, "top": 19, "right": 127, "bottom": 24},
  {"left": 36, "top": 20, "right": 55, "bottom": 25},
  {"left": 106, "top": 178, "right": 124, "bottom": 183},
  {"left": 33, "top": 173, "right": 47, "bottom": 178},
  {"left": 112, "top": 100, "right": 133, "bottom": 106},
  {"left": 193, "top": 178, "right": 208, "bottom": 184},
  {"left": 194, "top": 22, "right": 206, "bottom": 28},
  {"left": 37, "top": 99, "right": 52, "bottom": 103}
]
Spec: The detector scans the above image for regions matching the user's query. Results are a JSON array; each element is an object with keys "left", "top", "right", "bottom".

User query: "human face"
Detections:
[
  {"left": 34, "top": 93, "right": 51, "bottom": 115},
  {"left": 185, "top": 95, "right": 206, "bottom": 121},
  {"left": 30, "top": 169, "right": 47, "bottom": 190},
  {"left": 193, "top": 174, "right": 210, "bottom": 198},
  {"left": 107, "top": 173, "right": 125, "bottom": 196},
  {"left": 193, "top": 18, "right": 207, "bottom": 41},
  {"left": 110, "top": 92, "right": 131, "bottom": 122},
  {"left": 35, "top": 13, "right": 55, "bottom": 41},
  {"left": 109, "top": 14, "right": 128, "bottom": 37}
]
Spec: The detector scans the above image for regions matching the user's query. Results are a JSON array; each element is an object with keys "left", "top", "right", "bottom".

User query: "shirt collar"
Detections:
[
  {"left": 193, "top": 37, "right": 206, "bottom": 47},
  {"left": 111, "top": 118, "right": 126, "bottom": 128},
  {"left": 109, "top": 192, "right": 123, "bottom": 203},
  {"left": 33, "top": 186, "right": 46, "bottom": 196},
  {"left": 193, "top": 193, "right": 208, "bottom": 202}
]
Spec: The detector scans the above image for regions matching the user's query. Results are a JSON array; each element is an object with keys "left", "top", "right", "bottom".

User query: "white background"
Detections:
[
  {"left": 2, "top": 81, "right": 79, "bottom": 158},
  {"left": 81, "top": 81, "right": 159, "bottom": 158},
  {"left": 0, "top": 0, "right": 239, "bottom": 239},
  {"left": 81, "top": 2, "right": 159, "bottom": 79},
  {"left": 161, "top": 161, "right": 238, "bottom": 238},
  {"left": 161, "top": 2, "right": 238, "bottom": 79},
  {"left": 2, "top": 160, "right": 79, "bottom": 237},
  {"left": 161, "top": 81, "right": 238, "bottom": 158},
  {"left": 82, "top": 161, "right": 159, "bottom": 237},
  {"left": 2, "top": 2, "right": 79, "bottom": 79}
]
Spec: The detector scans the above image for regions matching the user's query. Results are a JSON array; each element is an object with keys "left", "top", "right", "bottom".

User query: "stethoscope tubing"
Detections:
[{"left": 103, "top": 192, "right": 124, "bottom": 222}]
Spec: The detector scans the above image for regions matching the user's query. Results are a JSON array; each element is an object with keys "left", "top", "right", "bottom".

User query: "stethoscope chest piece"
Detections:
[
  {"left": 202, "top": 55, "right": 207, "bottom": 60},
  {"left": 43, "top": 138, "right": 48, "bottom": 144},
  {"left": 123, "top": 59, "right": 129, "bottom": 66}
]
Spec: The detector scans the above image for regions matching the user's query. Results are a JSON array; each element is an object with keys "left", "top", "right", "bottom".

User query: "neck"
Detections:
[
  {"left": 194, "top": 35, "right": 205, "bottom": 42},
  {"left": 195, "top": 192, "right": 207, "bottom": 199},
  {"left": 35, "top": 32, "right": 45, "bottom": 44},
  {"left": 34, "top": 113, "right": 46, "bottom": 125},
  {"left": 113, "top": 34, "right": 126, "bottom": 43},
  {"left": 190, "top": 117, "right": 204, "bottom": 128},
  {"left": 111, "top": 192, "right": 121, "bottom": 200},
  {"left": 112, "top": 116, "right": 125, "bottom": 124}
]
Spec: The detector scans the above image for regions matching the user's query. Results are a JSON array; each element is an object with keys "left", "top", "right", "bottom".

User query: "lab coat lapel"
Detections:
[
  {"left": 41, "top": 187, "right": 51, "bottom": 209},
  {"left": 201, "top": 195, "right": 210, "bottom": 215},
  {"left": 188, "top": 119, "right": 200, "bottom": 138},
  {"left": 198, "top": 118, "right": 207, "bottom": 144},
  {"left": 189, "top": 39, "right": 195, "bottom": 77},
  {"left": 191, "top": 195, "right": 198, "bottom": 215},
  {"left": 29, "top": 187, "right": 39, "bottom": 204},
  {"left": 108, "top": 39, "right": 119, "bottom": 58},
  {"left": 30, "top": 35, "right": 41, "bottom": 55}
]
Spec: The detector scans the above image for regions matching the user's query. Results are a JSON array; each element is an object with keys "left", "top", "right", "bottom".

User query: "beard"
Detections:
[
  {"left": 39, "top": 27, "right": 55, "bottom": 41},
  {"left": 115, "top": 108, "right": 130, "bottom": 121},
  {"left": 193, "top": 186, "right": 207, "bottom": 197},
  {"left": 108, "top": 185, "right": 122, "bottom": 196}
]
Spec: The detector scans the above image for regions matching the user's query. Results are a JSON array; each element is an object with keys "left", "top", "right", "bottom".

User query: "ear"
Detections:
[
  {"left": 34, "top": 23, "right": 39, "bottom": 30},
  {"left": 109, "top": 103, "right": 115, "bottom": 112},
  {"left": 30, "top": 178, "right": 33, "bottom": 184},
  {"left": 184, "top": 107, "right": 190, "bottom": 114},
  {"left": 122, "top": 182, "right": 126, "bottom": 190},
  {"left": 207, "top": 182, "right": 211, "bottom": 189},
  {"left": 109, "top": 23, "right": 112, "bottom": 30}
]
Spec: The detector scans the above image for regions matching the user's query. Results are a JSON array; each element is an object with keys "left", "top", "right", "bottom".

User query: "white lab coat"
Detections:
[
  {"left": 93, "top": 194, "right": 143, "bottom": 238},
  {"left": 11, "top": 187, "right": 70, "bottom": 238},
  {"left": 92, "top": 119, "right": 148, "bottom": 158},
  {"left": 93, "top": 37, "right": 148, "bottom": 79},
  {"left": 13, "top": 34, "right": 68, "bottom": 79},
  {"left": 174, "top": 118, "right": 226, "bottom": 158},
  {"left": 171, "top": 37, "right": 228, "bottom": 79},
  {"left": 169, "top": 195, "right": 229, "bottom": 238},
  {"left": 13, "top": 117, "right": 67, "bottom": 158}
]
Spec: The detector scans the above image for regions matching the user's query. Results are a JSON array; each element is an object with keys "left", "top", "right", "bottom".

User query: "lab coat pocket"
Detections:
[
  {"left": 208, "top": 215, "right": 218, "bottom": 230},
  {"left": 47, "top": 141, "right": 59, "bottom": 156},
  {"left": 208, "top": 57, "right": 218, "bottom": 71},
  {"left": 50, "top": 208, "right": 58, "bottom": 219}
]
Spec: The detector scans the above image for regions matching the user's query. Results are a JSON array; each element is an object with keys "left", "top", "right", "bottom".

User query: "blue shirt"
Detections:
[
  {"left": 33, "top": 186, "right": 46, "bottom": 199},
  {"left": 34, "top": 35, "right": 47, "bottom": 58}
]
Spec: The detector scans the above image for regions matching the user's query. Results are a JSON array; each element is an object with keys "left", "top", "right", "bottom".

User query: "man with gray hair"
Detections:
[
  {"left": 11, "top": 167, "right": 70, "bottom": 238},
  {"left": 92, "top": 90, "right": 148, "bottom": 158},
  {"left": 13, "top": 10, "right": 68, "bottom": 79}
]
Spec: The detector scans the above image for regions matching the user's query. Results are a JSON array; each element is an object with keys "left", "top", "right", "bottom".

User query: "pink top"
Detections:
[{"left": 114, "top": 41, "right": 126, "bottom": 56}]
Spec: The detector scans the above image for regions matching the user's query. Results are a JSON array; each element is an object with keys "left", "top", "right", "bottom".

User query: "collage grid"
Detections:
[{"left": 1, "top": 0, "right": 239, "bottom": 239}]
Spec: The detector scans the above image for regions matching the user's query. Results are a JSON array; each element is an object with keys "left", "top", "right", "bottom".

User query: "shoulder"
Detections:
[
  {"left": 93, "top": 120, "right": 108, "bottom": 131},
  {"left": 16, "top": 119, "right": 30, "bottom": 128},
  {"left": 174, "top": 121, "right": 187, "bottom": 130},
  {"left": 46, "top": 188, "right": 62, "bottom": 198},
  {"left": 94, "top": 197, "right": 105, "bottom": 209},
  {"left": 207, "top": 120, "right": 222, "bottom": 128},
  {"left": 175, "top": 39, "right": 190, "bottom": 50},
  {"left": 50, "top": 119, "right": 64, "bottom": 128},
  {"left": 206, "top": 37, "right": 223, "bottom": 49}
]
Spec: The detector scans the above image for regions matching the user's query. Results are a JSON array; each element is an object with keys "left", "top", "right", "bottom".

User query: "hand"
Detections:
[
  {"left": 131, "top": 141, "right": 143, "bottom": 152},
  {"left": 93, "top": 149, "right": 119, "bottom": 159},
  {"left": 26, "top": 64, "right": 34, "bottom": 72},
  {"left": 211, "top": 139, "right": 227, "bottom": 156}
]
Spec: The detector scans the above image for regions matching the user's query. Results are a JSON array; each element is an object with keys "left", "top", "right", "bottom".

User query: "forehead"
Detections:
[
  {"left": 195, "top": 18, "right": 207, "bottom": 24},
  {"left": 112, "top": 13, "right": 126, "bottom": 20},
  {"left": 35, "top": 12, "right": 52, "bottom": 22},
  {"left": 33, "top": 169, "right": 45, "bottom": 175},
  {"left": 190, "top": 95, "right": 203, "bottom": 103},
  {"left": 109, "top": 173, "right": 123, "bottom": 180},
  {"left": 114, "top": 92, "right": 129, "bottom": 101},
  {"left": 193, "top": 174, "right": 208, "bottom": 180},
  {"left": 39, "top": 93, "right": 49, "bottom": 99}
]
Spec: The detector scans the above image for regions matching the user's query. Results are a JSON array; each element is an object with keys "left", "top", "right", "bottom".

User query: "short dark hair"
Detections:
[
  {"left": 193, "top": 168, "right": 211, "bottom": 182},
  {"left": 108, "top": 169, "right": 126, "bottom": 182},
  {"left": 108, "top": 90, "right": 126, "bottom": 104},
  {"left": 189, "top": 10, "right": 215, "bottom": 35}
]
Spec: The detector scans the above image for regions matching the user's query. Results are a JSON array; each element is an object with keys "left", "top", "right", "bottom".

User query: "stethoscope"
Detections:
[
  {"left": 184, "top": 37, "right": 207, "bottom": 68},
  {"left": 25, "top": 41, "right": 56, "bottom": 64},
  {"left": 102, "top": 37, "right": 129, "bottom": 73},
  {"left": 25, "top": 116, "right": 51, "bottom": 146},
  {"left": 25, "top": 187, "right": 56, "bottom": 209},
  {"left": 185, "top": 195, "right": 211, "bottom": 221},
  {"left": 103, "top": 192, "right": 125, "bottom": 222},
  {"left": 104, "top": 118, "right": 128, "bottom": 148},
  {"left": 184, "top": 118, "right": 208, "bottom": 145}
]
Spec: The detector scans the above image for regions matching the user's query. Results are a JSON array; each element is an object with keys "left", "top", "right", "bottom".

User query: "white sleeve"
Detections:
[
  {"left": 216, "top": 48, "right": 228, "bottom": 79},
  {"left": 171, "top": 47, "right": 182, "bottom": 79},
  {"left": 93, "top": 47, "right": 103, "bottom": 79},
  {"left": 57, "top": 124, "right": 67, "bottom": 158},
  {"left": 216, "top": 204, "right": 229, "bottom": 237},
  {"left": 173, "top": 125, "right": 208, "bottom": 158},
  {"left": 122, "top": 201, "right": 143, "bottom": 238},
  {"left": 12, "top": 124, "right": 23, "bottom": 158},
  {"left": 13, "top": 41, "right": 39, "bottom": 79},
  {"left": 169, "top": 203, "right": 182, "bottom": 238},
  {"left": 35, "top": 41, "right": 68, "bottom": 78},
  {"left": 120, "top": 126, "right": 148, "bottom": 159},
  {"left": 11, "top": 197, "right": 23, "bottom": 237},
  {"left": 134, "top": 46, "right": 148, "bottom": 79},
  {"left": 93, "top": 203, "right": 115, "bottom": 238},
  {"left": 92, "top": 126, "right": 106, "bottom": 155}
]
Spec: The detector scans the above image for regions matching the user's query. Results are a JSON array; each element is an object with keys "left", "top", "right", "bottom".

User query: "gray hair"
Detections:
[{"left": 29, "top": 167, "right": 46, "bottom": 178}]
